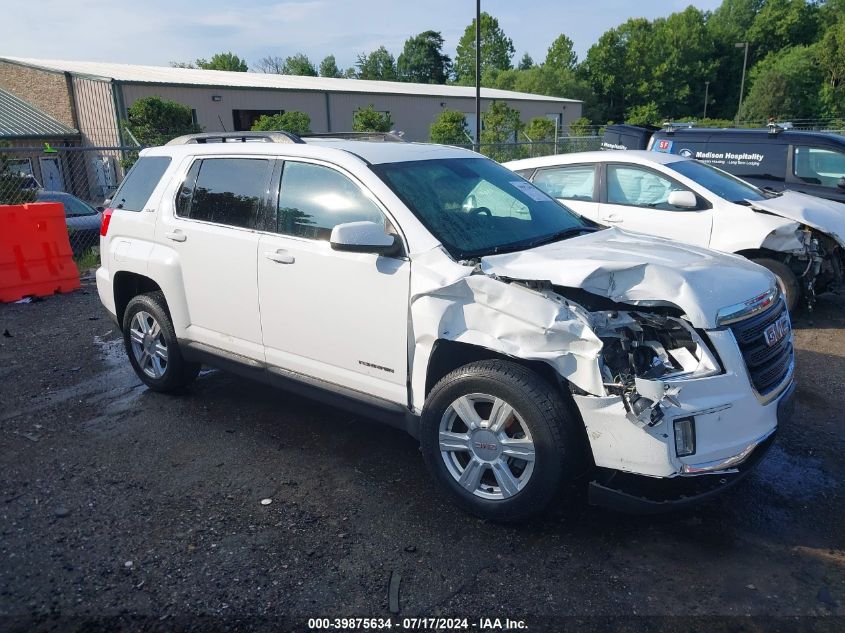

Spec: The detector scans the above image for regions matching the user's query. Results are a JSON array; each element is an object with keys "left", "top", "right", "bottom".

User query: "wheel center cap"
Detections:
[
  {"left": 143, "top": 334, "right": 154, "bottom": 353},
  {"left": 470, "top": 429, "right": 501, "bottom": 461}
]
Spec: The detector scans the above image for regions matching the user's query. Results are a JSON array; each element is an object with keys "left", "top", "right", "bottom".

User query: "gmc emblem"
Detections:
[
  {"left": 764, "top": 314, "right": 791, "bottom": 347},
  {"left": 474, "top": 442, "right": 497, "bottom": 451}
]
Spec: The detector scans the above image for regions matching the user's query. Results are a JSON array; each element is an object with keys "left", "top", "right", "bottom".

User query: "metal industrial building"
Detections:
[{"left": 0, "top": 56, "right": 582, "bottom": 146}]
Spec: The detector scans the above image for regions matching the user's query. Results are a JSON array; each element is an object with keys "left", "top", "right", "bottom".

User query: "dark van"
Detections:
[{"left": 602, "top": 124, "right": 845, "bottom": 203}]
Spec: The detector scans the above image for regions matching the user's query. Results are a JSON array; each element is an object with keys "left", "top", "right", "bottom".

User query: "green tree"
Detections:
[
  {"left": 648, "top": 7, "right": 717, "bottom": 118},
  {"left": 122, "top": 96, "right": 201, "bottom": 147},
  {"left": 748, "top": 0, "right": 821, "bottom": 59},
  {"left": 480, "top": 101, "right": 523, "bottom": 161},
  {"left": 430, "top": 110, "right": 471, "bottom": 145},
  {"left": 545, "top": 34, "right": 577, "bottom": 71},
  {"left": 195, "top": 52, "right": 249, "bottom": 72},
  {"left": 282, "top": 53, "right": 318, "bottom": 76},
  {"left": 569, "top": 116, "right": 593, "bottom": 136},
  {"left": 355, "top": 46, "right": 398, "bottom": 81},
  {"left": 319, "top": 55, "right": 343, "bottom": 78},
  {"left": 250, "top": 111, "right": 312, "bottom": 136},
  {"left": 454, "top": 12, "right": 515, "bottom": 84},
  {"left": 705, "top": 0, "right": 764, "bottom": 119},
  {"left": 352, "top": 105, "right": 393, "bottom": 132},
  {"left": 397, "top": 31, "right": 452, "bottom": 83},
  {"left": 518, "top": 53, "right": 534, "bottom": 71},
  {"left": 625, "top": 102, "right": 662, "bottom": 126},
  {"left": 741, "top": 45, "right": 823, "bottom": 120},
  {"left": 818, "top": 16, "right": 845, "bottom": 117},
  {"left": 524, "top": 116, "right": 556, "bottom": 141}
]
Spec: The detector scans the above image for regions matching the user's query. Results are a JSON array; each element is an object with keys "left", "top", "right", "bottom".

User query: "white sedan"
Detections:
[{"left": 505, "top": 150, "right": 845, "bottom": 311}]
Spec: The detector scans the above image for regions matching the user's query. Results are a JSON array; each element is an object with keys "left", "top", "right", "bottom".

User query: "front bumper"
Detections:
[{"left": 587, "top": 380, "right": 795, "bottom": 513}]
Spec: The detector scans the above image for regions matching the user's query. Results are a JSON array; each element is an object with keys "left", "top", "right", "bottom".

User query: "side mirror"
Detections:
[
  {"left": 330, "top": 221, "right": 399, "bottom": 255},
  {"left": 837, "top": 177, "right": 845, "bottom": 190},
  {"left": 668, "top": 190, "right": 698, "bottom": 209}
]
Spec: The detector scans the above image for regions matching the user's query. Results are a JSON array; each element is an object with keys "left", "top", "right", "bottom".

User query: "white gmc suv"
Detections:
[{"left": 97, "top": 132, "right": 796, "bottom": 522}]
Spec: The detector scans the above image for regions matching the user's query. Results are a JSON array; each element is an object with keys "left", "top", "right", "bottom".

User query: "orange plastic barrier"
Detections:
[{"left": 0, "top": 202, "right": 81, "bottom": 302}]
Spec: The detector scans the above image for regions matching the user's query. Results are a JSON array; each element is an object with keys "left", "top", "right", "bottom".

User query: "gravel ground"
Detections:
[{"left": 0, "top": 280, "right": 843, "bottom": 631}]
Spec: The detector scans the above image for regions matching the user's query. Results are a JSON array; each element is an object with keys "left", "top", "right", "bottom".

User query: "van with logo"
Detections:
[{"left": 601, "top": 124, "right": 845, "bottom": 203}]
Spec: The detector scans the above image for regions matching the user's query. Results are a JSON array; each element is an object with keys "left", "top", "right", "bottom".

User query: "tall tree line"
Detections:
[{"left": 174, "top": 0, "right": 845, "bottom": 124}]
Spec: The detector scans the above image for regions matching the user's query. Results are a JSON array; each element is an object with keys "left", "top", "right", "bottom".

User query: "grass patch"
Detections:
[{"left": 74, "top": 248, "right": 100, "bottom": 275}]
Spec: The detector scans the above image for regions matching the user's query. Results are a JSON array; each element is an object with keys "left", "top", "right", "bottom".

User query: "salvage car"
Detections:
[
  {"left": 506, "top": 150, "right": 845, "bottom": 312},
  {"left": 97, "top": 132, "right": 795, "bottom": 521}
]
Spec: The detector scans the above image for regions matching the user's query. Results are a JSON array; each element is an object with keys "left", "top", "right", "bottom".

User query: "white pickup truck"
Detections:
[{"left": 97, "top": 133, "right": 795, "bottom": 521}]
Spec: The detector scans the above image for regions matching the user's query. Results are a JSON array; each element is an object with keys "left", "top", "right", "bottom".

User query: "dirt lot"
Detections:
[{"left": 1, "top": 280, "right": 843, "bottom": 631}]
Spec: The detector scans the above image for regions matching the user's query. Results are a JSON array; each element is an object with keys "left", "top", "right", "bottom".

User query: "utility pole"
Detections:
[
  {"left": 703, "top": 81, "right": 710, "bottom": 119},
  {"left": 474, "top": 0, "right": 481, "bottom": 152},
  {"left": 735, "top": 42, "right": 749, "bottom": 122}
]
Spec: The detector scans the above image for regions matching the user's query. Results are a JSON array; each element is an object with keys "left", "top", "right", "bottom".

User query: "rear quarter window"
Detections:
[{"left": 111, "top": 156, "right": 172, "bottom": 211}]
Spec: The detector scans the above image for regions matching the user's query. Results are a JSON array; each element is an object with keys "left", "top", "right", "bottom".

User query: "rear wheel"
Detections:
[
  {"left": 122, "top": 291, "right": 200, "bottom": 392},
  {"left": 753, "top": 258, "right": 800, "bottom": 312},
  {"left": 420, "top": 360, "right": 581, "bottom": 523}
]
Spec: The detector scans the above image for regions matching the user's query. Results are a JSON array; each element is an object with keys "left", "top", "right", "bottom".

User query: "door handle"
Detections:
[
  {"left": 165, "top": 230, "right": 187, "bottom": 242},
  {"left": 265, "top": 250, "right": 295, "bottom": 264}
]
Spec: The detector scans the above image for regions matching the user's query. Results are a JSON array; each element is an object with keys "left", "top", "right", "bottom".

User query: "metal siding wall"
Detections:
[
  {"left": 120, "top": 85, "right": 329, "bottom": 133},
  {"left": 71, "top": 77, "right": 120, "bottom": 200},
  {"left": 72, "top": 77, "right": 119, "bottom": 146},
  {"left": 118, "top": 84, "right": 581, "bottom": 142}
]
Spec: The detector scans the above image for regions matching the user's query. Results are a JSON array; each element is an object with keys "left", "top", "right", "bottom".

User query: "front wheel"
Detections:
[
  {"left": 753, "top": 258, "right": 800, "bottom": 312},
  {"left": 420, "top": 360, "right": 581, "bottom": 523},
  {"left": 122, "top": 291, "right": 200, "bottom": 392}
]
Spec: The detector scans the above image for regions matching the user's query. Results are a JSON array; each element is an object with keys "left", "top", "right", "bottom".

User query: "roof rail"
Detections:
[
  {"left": 300, "top": 132, "right": 407, "bottom": 143},
  {"left": 661, "top": 120, "right": 695, "bottom": 135},
  {"left": 165, "top": 131, "right": 305, "bottom": 145}
]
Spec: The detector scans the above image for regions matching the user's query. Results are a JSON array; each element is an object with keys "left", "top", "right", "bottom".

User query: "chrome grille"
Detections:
[{"left": 728, "top": 298, "right": 793, "bottom": 397}]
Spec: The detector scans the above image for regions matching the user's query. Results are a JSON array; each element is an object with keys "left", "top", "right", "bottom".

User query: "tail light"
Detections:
[{"left": 100, "top": 208, "right": 114, "bottom": 236}]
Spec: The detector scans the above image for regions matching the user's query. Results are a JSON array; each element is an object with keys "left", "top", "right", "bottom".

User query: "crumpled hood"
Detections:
[
  {"left": 750, "top": 190, "right": 845, "bottom": 247},
  {"left": 480, "top": 227, "right": 775, "bottom": 329}
]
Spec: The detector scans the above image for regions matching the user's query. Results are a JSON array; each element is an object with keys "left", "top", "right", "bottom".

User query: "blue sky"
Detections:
[{"left": 1, "top": 0, "right": 723, "bottom": 69}]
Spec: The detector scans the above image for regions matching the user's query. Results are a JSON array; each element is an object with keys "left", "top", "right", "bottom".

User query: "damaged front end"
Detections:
[
  {"left": 793, "top": 227, "right": 845, "bottom": 308},
  {"left": 591, "top": 310, "right": 720, "bottom": 429}
]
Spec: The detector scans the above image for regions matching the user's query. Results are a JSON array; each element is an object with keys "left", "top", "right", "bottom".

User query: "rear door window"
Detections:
[
  {"left": 793, "top": 146, "right": 845, "bottom": 188},
  {"left": 177, "top": 158, "right": 272, "bottom": 229},
  {"left": 110, "top": 156, "right": 171, "bottom": 211},
  {"left": 532, "top": 165, "right": 596, "bottom": 201}
]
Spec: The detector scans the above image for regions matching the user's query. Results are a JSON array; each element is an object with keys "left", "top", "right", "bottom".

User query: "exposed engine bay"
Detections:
[{"left": 591, "top": 310, "right": 720, "bottom": 428}]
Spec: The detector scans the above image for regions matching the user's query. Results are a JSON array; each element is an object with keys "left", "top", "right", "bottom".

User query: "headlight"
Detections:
[
  {"left": 592, "top": 310, "right": 722, "bottom": 428},
  {"left": 595, "top": 311, "right": 721, "bottom": 385}
]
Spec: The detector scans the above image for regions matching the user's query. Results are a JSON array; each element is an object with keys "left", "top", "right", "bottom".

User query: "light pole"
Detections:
[
  {"left": 474, "top": 0, "right": 481, "bottom": 152},
  {"left": 703, "top": 81, "right": 710, "bottom": 119},
  {"left": 735, "top": 42, "right": 749, "bottom": 121}
]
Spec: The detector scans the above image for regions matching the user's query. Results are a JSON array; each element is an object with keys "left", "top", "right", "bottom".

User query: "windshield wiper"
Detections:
[
  {"left": 525, "top": 226, "right": 598, "bottom": 249},
  {"left": 456, "top": 226, "right": 598, "bottom": 260}
]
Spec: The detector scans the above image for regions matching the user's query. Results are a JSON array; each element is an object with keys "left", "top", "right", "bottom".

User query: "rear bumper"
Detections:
[{"left": 587, "top": 380, "right": 794, "bottom": 514}]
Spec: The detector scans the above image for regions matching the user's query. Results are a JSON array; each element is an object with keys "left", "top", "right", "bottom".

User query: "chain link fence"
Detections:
[
  {"left": 0, "top": 145, "right": 136, "bottom": 263},
  {"left": 0, "top": 135, "right": 604, "bottom": 262}
]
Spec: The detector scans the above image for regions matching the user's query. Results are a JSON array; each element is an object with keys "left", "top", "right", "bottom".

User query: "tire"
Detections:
[
  {"left": 420, "top": 360, "right": 581, "bottom": 523},
  {"left": 122, "top": 291, "right": 200, "bottom": 392},
  {"left": 753, "top": 258, "right": 801, "bottom": 312}
]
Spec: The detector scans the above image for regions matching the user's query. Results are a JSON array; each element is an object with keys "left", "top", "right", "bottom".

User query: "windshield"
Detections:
[
  {"left": 372, "top": 158, "right": 591, "bottom": 259},
  {"left": 665, "top": 159, "right": 769, "bottom": 203},
  {"left": 37, "top": 192, "right": 98, "bottom": 217}
]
